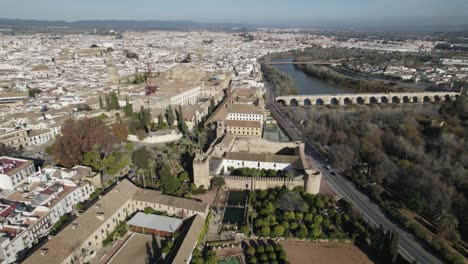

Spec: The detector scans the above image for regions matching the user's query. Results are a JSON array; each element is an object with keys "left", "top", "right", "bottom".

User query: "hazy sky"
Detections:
[{"left": 1, "top": 0, "right": 468, "bottom": 25}]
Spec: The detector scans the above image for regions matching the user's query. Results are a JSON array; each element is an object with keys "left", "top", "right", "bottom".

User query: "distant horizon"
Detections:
[
  {"left": 1, "top": 17, "right": 468, "bottom": 32},
  {"left": 1, "top": 0, "right": 467, "bottom": 28}
]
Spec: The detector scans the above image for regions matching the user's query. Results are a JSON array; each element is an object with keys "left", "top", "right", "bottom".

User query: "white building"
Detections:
[
  {"left": 28, "top": 126, "right": 60, "bottom": 146},
  {"left": 170, "top": 86, "right": 201, "bottom": 105},
  {"left": 221, "top": 152, "right": 301, "bottom": 173},
  {"left": 0, "top": 180, "right": 94, "bottom": 263},
  {"left": 225, "top": 104, "right": 263, "bottom": 122},
  {"left": 0, "top": 157, "right": 35, "bottom": 190}
]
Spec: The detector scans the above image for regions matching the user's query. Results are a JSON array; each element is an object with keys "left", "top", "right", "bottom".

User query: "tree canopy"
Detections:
[{"left": 52, "top": 118, "right": 117, "bottom": 167}]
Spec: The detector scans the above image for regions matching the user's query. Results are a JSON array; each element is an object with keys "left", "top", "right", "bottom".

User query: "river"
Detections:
[{"left": 271, "top": 57, "right": 351, "bottom": 95}]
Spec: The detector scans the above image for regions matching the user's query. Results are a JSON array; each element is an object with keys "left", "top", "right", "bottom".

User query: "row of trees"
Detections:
[
  {"left": 190, "top": 247, "right": 217, "bottom": 264},
  {"left": 227, "top": 167, "right": 285, "bottom": 178},
  {"left": 248, "top": 188, "right": 348, "bottom": 240},
  {"left": 246, "top": 188, "right": 402, "bottom": 263},
  {"left": 99, "top": 91, "right": 120, "bottom": 111},
  {"left": 284, "top": 96, "right": 467, "bottom": 263},
  {"left": 298, "top": 63, "right": 400, "bottom": 93},
  {"left": 246, "top": 241, "right": 287, "bottom": 264},
  {"left": 370, "top": 227, "right": 399, "bottom": 264}
]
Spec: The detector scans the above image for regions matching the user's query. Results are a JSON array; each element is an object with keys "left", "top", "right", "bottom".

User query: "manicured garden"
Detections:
[{"left": 245, "top": 240, "right": 288, "bottom": 264}]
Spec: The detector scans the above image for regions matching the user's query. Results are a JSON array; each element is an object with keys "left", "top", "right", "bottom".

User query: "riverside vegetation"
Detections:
[{"left": 284, "top": 95, "right": 467, "bottom": 264}]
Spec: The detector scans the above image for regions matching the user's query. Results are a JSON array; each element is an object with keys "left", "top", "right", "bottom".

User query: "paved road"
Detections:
[{"left": 265, "top": 85, "right": 443, "bottom": 264}]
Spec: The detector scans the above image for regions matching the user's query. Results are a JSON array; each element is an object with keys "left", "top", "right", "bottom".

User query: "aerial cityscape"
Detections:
[{"left": 0, "top": 1, "right": 467, "bottom": 264}]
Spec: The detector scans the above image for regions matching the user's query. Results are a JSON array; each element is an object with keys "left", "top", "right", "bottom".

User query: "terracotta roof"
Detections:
[
  {"left": 226, "top": 104, "right": 262, "bottom": 115},
  {"left": 133, "top": 190, "right": 208, "bottom": 214},
  {"left": 23, "top": 179, "right": 139, "bottom": 264},
  {"left": 170, "top": 214, "right": 205, "bottom": 264},
  {"left": 218, "top": 134, "right": 235, "bottom": 148},
  {"left": 232, "top": 88, "right": 257, "bottom": 97},
  {"left": 28, "top": 129, "right": 50, "bottom": 137},
  {"left": 23, "top": 179, "right": 208, "bottom": 264},
  {"left": 224, "top": 120, "right": 261, "bottom": 128},
  {"left": 0, "top": 157, "right": 32, "bottom": 176}
]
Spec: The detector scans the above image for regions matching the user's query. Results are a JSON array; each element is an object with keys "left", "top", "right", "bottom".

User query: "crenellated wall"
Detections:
[{"left": 220, "top": 175, "right": 305, "bottom": 191}]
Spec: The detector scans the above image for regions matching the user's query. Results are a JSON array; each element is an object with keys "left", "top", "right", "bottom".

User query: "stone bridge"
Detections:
[{"left": 276, "top": 91, "right": 461, "bottom": 106}]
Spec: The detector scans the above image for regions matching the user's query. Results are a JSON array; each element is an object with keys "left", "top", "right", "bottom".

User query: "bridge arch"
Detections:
[
  {"left": 370, "top": 97, "right": 378, "bottom": 104},
  {"left": 330, "top": 98, "right": 339, "bottom": 106},
  {"left": 356, "top": 97, "right": 365, "bottom": 105},
  {"left": 423, "top": 96, "right": 431, "bottom": 103},
  {"left": 402, "top": 96, "right": 410, "bottom": 103},
  {"left": 290, "top": 98, "right": 298, "bottom": 107},
  {"left": 444, "top": 94, "right": 451, "bottom": 102},
  {"left": 277, "top": 99, "right": 286, "bottom": 106},
  {"left": 412, "top": 96, "right": 419, "bottom": 103},
  {"left": 434, "top": 95, "right": 441, "bottom": 102},
  {"left": 343, "top": 97, "right": 352, "bottom": 105},
  {"left": 381, "top": 96, "right": 389, "bottom": 104},
  {"left": 392, "top": 96, "right": 400, "bottom": 104},
  {"left": 304, "top": 98, "right": 312, "bottom": 106},
  {"left": 316, "top": 98, "right": 324, "bottom": 106}
]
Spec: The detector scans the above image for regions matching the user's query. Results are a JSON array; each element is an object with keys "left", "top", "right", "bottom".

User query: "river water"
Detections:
[{"left": 271, "top": 57, "right": 351, "bottom": 95}]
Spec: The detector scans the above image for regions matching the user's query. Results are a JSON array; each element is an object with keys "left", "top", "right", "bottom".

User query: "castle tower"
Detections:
[
  {"left": 304, "top": 169, "right": 321, "bottom": 194},
  {"left": 193, "top": 150, "right": 211, "bottom": 188}
]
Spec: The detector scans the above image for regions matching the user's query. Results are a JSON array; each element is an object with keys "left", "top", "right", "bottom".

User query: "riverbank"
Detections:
[
  {"left": 270, "top": 57, "right": 350, "bottom": 95},
  {"left": 261, "top": 61, "right": 297, "bottom": 96},
  {"left": 296, "top": 63, "right": 408, "bottom": 93}
]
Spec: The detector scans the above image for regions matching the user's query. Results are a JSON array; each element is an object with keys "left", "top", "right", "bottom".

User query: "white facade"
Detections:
[
  {"left": 0, "top": 181, "right": 93, "bottom": 263},
  {"left": 170, "top": 86, "right": 201, "bottom": 106},
  {"left": 28, "top": 127, "right": 60, "bottom": 146},
  {"left": 45, "top": 183, "right": 94, "bottom": 224},
  {"left": 0, "top": 207, "right": 52, "bottom": 264},
  {"left": 226, "top": 113, "right": 262, "bottom": 122},
  {"left": 0, "top": 158, "right": 35, "bottom": 190},
  {"left": 221, "top": 159, "right": 292, "bottom": 173}
]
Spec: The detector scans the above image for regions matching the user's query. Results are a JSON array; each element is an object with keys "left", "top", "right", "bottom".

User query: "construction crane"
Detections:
[
  {"left": 145, "top": 63, "right": 158, "bottom": 95},
  {"left": 145, "top": 63, "right": 159, "bottom": 108}
]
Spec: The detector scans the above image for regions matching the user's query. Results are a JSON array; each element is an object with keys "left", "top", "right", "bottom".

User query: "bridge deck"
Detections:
[{"left": 276, "top": 91, "right": 461, "bottom": 106}]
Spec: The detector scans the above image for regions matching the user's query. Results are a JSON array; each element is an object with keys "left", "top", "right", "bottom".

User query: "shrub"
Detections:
[
  {"left": 265, "top": 245, "right": 274, "bottom": 252},
  {"left": 257, "top": 246, "right": 264, "bottom": 253},
  {"left": 247, "top": 246, "right": 255, "bottom": 256},
  {"left": 269, "top": 252, "right": 277, "bottom": 260}
]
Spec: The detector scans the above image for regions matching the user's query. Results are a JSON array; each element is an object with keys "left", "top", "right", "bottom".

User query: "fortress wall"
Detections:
[
  {"left": 232, "top": 137, "right": 302, "bottom": 154},
  {"left": 221, "top": 175, "right": 304, "bottom": 191}
]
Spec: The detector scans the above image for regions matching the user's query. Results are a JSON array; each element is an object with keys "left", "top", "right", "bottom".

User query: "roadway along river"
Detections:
[
  {"left": 267, "top": 59, "right": 444, "bottom": 264},
  {"left": 271, "top": 57, "right": 351, "bottom": 95}
]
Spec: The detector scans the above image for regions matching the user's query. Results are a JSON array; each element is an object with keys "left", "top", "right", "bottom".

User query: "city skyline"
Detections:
[{"left": 1, "top": 0, "right": 468, "bottom": 26}]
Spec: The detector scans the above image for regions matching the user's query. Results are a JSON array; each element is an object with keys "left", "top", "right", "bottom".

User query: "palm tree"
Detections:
[
  {"left": 285, "top": 170, "right": 295, "bottom": 180},
  {"left": 137, "top": 168, "right": 146, "bottom": 188},
  {"left": 149, "top": 158, "right": 155, "bottom": 186},
  {"left": 434, "top": 210, "right": 459, "bottom": 233}
]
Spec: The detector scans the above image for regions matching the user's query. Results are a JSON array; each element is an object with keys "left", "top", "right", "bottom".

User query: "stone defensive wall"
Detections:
[{"left": 219, "top": 175, "right": 304, "bottom": 191}]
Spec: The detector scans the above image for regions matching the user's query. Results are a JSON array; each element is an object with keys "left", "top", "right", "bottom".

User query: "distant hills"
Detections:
[
  {"left": 0, "top": 18, "right": 247, "bottom": 31},
  {"left": 0, "top": 18, "right": 467, "bottom": 33}
]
